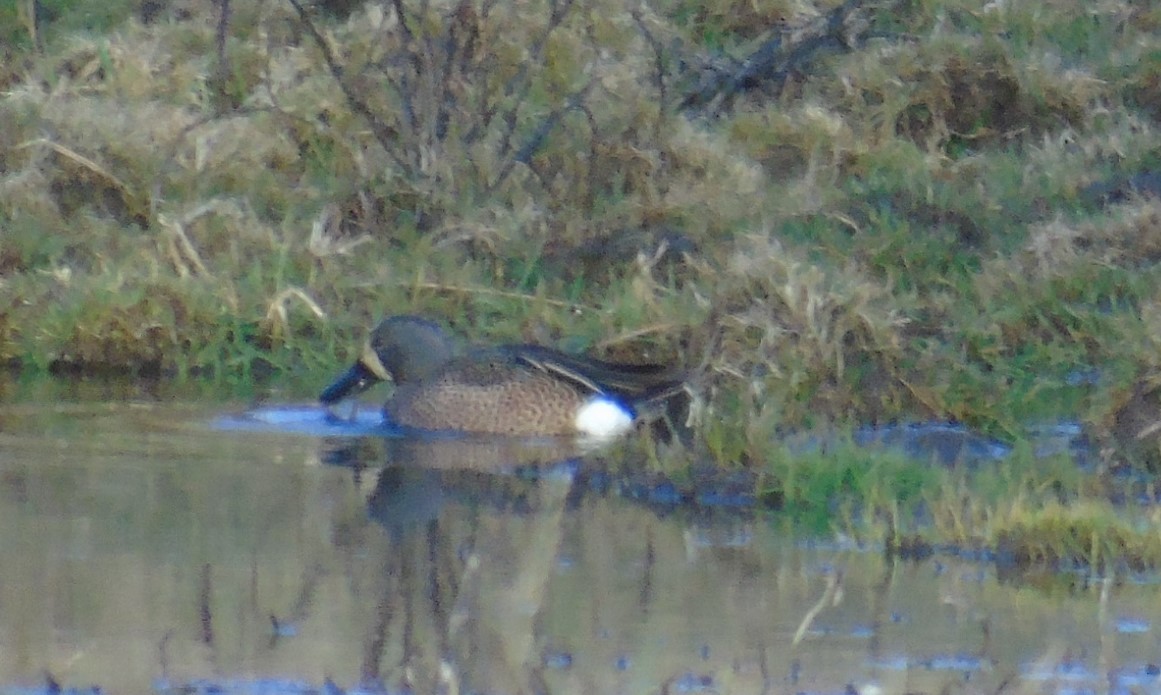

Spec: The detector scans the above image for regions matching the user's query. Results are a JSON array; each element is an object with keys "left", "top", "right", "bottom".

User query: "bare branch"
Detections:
[
  {"left": 286, "top": 0, "right": 406, "bottom": 168},
  {"left": 680, "top": 0, "right": 872, "bottom": 116}
]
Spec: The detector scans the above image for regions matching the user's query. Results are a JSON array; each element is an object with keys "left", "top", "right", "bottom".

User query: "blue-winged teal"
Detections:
[{"left": 320, "top": 316, "right": 686, "bottom": 438}]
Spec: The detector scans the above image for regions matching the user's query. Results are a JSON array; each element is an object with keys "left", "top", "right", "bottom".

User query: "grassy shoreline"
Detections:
[{"left": 4, "top": 0, "right": 1161, "bottom": 569}]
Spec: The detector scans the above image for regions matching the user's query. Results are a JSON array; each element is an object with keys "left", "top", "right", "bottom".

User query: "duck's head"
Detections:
[{"left": 319, "top": 315, "right": 455, "bottom": 405}]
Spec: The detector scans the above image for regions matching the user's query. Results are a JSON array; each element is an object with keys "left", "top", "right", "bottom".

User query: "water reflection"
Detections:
[
  {"left": 0, "top": 399, "right": 1159, "bottom": 694},
  {"left": 320, "top": 436, "right": 584, "bottom": 694}
]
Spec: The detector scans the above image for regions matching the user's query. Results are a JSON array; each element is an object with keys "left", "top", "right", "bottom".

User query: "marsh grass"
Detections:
[
  {"left": 761, "top": 441, "right": 942, "bottom": 536},
  {"left": 5, "top": 0, "right": 1161, "bottom": 567}
]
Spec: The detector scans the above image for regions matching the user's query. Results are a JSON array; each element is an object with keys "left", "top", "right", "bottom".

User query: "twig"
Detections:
[
  {"left": 491, "top": 83, "right": 592, "bottom": 193},
  {"left": 632, "top": 8, "right": 668, "bottom": 129},
  {"left": 404, "top": 280, "right": 601, "bottom": 313},
  {"left": 286, "top": 0, "right": 406, "bottom": 168},
  {"left": 682, "top": 0, "right": 870, "bottom": 115},
  {"left": 792, "top": 567, "right": 843, "bottom": 645},
  {"left": 17, "top": 138, "right": 131, "bottom": 194},
  {"left": 215, "top": 0, "right": 232, "bottom": 99},
  {"left": 596, "top": 323, "right": 680, "bottom": 349}
]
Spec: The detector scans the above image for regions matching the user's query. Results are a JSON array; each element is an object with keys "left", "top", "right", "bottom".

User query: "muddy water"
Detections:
[{"left": 0, "top": 385, "right": 1159, "bottom": 694}]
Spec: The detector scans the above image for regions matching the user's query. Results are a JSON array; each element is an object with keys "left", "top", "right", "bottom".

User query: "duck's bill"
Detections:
[{"left": 319, "top": 360, "right": 381, "bottom": 405}]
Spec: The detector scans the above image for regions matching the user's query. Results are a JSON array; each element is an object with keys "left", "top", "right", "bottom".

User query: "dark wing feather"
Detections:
[{"left": 511, "top": 345, "right": 684, "bottom": 403}]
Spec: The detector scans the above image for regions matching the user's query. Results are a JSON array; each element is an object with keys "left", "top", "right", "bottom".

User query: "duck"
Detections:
[{"left": 320, "top": 315, "right": 686, "bottom": 439}]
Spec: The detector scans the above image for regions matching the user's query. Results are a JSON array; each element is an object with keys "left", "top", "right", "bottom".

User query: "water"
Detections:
[{"left": 0, "top": 382, "right": 1159, "bottom": 694}]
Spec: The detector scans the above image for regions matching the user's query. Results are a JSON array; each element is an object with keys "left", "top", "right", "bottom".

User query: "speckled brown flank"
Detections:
[{"left": 390, "top": 361, "right": 591, "bottom": 436}]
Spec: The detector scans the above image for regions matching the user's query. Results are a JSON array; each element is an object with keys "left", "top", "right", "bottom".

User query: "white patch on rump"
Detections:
[{"left": 574, "top": 397, "right": 634, "bottom": 438}]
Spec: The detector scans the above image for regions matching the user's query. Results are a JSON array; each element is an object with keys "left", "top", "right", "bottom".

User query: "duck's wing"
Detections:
[{"left": 512, "top": 345, "right": 685, "bottom": 402}]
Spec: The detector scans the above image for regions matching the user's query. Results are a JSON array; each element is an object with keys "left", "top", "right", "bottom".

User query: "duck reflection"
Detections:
[{"left": 316, "top": 434, "right": 588, "bottom": 694}]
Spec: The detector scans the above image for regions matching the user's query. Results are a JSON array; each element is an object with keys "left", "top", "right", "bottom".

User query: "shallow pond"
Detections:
[{"left": 0, "top": 380, "right": 1159, "bottom": 694}]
